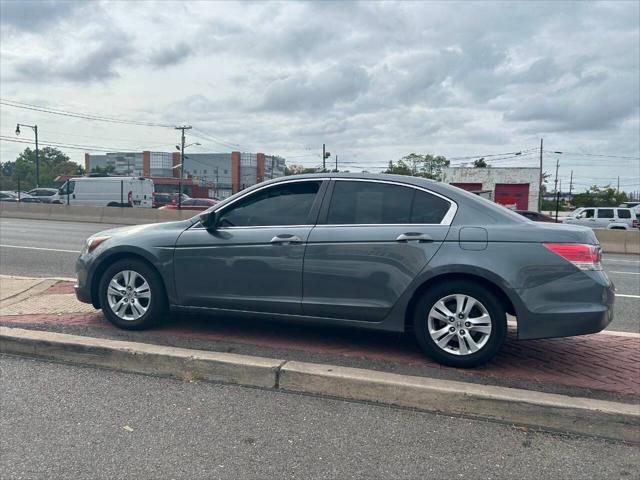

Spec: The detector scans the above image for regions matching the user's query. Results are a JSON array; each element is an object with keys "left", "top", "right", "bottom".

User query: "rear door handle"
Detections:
[
  {"left": 396, "top": 232, "right": 433, "bottom": 243},
  {"left": 270, "top": 234, "right": 303, "bottom": 244}
]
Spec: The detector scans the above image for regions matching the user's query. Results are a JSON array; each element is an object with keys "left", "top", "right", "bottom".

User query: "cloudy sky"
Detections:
[{"left": 1, "top": 0, "right": 639, "bottom": 192}]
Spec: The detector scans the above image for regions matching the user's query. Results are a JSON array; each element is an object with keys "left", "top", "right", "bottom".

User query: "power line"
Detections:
[
  {"left": 543, "top": 150, "right": 640, "bottom": 160},
  {"left": 0, "top": 135, "right": 168, "bottom": 153},
  {"left": 0, "top": 98, "right": 174, "bottom": 128}
]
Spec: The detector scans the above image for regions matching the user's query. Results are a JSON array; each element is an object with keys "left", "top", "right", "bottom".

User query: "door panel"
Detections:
[
  {"left": 302, "top": 225, "right": 449, "bottom": 321},
  {"left": 174, "top": 226, "right": 312, "bottom": 314},
  {"left": 301, "top": 179, "right": 454, "bottom": 322}
]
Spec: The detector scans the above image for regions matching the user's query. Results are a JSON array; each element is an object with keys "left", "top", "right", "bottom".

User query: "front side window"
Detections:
[
  {"left": 327, "top": 181, "right": 450, "bottom": 225},
  {"left": 617, "top": 209, "right": 631, "bottom": 219},
  {"left": 60, "top": 181, "right": 75, "bottom": 194},
  {"left": 597, "top": 209, "right": 614, "bottom": 219},
  {"left": 220, "top": 181, "right": 320, "bottom": 227},
  {"left": 583, "top": 209, "right": 595, "bottom": 218}
]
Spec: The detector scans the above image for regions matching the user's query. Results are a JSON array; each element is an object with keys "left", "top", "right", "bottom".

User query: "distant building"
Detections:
[
  {"left": 84, "top": 151, "right": 286, "bottom": 199},
  {"left": 441, "top": 167, "right": 541, "bottom": 211}
]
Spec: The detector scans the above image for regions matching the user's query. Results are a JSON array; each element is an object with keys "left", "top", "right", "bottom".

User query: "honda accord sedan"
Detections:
[{"left": 75, "top": 173, "right": 614, "bottom": 367}]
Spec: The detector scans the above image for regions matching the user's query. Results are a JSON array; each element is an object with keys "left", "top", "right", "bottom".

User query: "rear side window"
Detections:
[
  {"left": 327, "top": 181, "right": 450, "bottom": 225},
  {"left": 617, "top": 209, "right": 631, "bottom": 219},
  {"left": 410, "top": 189, "right": 451, "bottom": 223},
  {"left": 597, "top": 209, "right": 614, "bottom": 219}
]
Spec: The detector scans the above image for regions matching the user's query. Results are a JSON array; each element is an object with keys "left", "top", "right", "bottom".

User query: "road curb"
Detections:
[
  {"left": 279, "top": 361, "right": 640, "bottom": 443},
  {"left": 1, "top": 326, "right": 638, "bottom": 442},
  {"left": 0, "top": 326, "right": 282, "bottom": 389}
]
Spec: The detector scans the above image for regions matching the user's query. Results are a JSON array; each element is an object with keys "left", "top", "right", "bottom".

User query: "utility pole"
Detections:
[
  {"left": 322, "top": 144, "right": 326, "bottom": 172},
  {"left": 617, "top": 176, "right": 620, "bottom": 192},
  {"left": 335, "top": 154, "right": 338, "bottom": 172},
  {"left": 554, "top": 158, "right": 560, "bottom": 221},
  {"left": 538, "top": 138, "right": 543, "bottom": 212},
  {"left": 175, "top": 125, "right": 192, "bottom": 209},
  {"left": 569, "top": 170, "right": 573, "bottom": 197},
  {"left": 215, "top": 167, "right": 219, "bottom": 198}
]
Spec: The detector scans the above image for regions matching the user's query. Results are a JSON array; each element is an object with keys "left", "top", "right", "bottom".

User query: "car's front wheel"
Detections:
[
  {"left": 413, "top": 281, "right": 507, "bottom": 368},
  {"left": 99, "top": 259, "right": 166, "bottom": 330}
]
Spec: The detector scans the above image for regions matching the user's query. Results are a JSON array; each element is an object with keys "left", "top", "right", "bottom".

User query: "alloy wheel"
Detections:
[
  {"left": 427, "top": 294, "right": 492, "bottom": 356},
  {"left": 106, "top": 270, "right": 151, "bottom": 321}
]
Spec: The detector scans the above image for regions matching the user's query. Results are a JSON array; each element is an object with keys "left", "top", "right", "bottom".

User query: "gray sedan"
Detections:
[{"left": 75, "top": 174, "right": 614, "bottom": 367}]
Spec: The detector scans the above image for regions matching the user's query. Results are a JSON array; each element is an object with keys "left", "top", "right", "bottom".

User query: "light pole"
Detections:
[{"left": 15, "top": 123, "right": 39, "bottom": 187}]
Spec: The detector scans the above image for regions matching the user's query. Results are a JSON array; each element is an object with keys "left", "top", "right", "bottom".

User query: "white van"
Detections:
[{"left": 58, "top": 177, "right": 154, "bottom": 208}]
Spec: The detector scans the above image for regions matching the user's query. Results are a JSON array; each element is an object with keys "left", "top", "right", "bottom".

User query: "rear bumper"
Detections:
[{"left": 516, "top": 270, "right": 615, "bottom": 340}]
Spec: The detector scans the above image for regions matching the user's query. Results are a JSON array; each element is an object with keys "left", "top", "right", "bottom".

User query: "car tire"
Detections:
[
  {"left": 99, "top": 259, "right": 167, "bottom": 330},
  {"left": 413, "top": 281, "right": 507, "bottom": 368}
]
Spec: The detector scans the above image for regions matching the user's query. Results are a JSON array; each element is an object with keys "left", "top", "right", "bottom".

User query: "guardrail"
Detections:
[
  {"left": 0, "top": 202, "right": 195, "bottom": 225},
  {"left": 1, "top": 202, "right": 638, "bottom": 254}
]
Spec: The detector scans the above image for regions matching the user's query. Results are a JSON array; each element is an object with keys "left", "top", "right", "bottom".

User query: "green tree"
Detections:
[
  {"left": 2, "top": 147, "right": 84, "bottom": 189},
  {"left": 383, "top": 160, "right": 412, "bottom": 175},
  {"left": 473, "top": 158, "right": 488, "bottom": 168},
  {"left": 572, "top": 186, "right": 628, "bottom": 208}
]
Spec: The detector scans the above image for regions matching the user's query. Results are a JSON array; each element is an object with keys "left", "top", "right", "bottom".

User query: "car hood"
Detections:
[{"left": 90, "top": 219, "right": 195, "bottom": 248}]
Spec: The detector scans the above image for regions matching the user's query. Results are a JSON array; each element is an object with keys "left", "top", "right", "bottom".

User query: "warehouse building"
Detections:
[
  {"left": 441, "top": 167, "right": 541, "bottom": 211},
  {"left": 84, "top": 151, "right": 286, "bottom": 199}
]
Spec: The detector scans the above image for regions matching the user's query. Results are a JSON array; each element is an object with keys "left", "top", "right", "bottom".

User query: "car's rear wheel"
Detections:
[
  {"left": 99, "top": 259, "right": 166, "bottom": 330},
  {"left": 413, "top": 281, "right": 506, "bottom": 368}
]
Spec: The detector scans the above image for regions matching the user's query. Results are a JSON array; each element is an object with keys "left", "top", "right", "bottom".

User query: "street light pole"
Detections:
[
  {"left": 16, "top": 123, "right": 39, "bottom": 187},
  {"left": 174, "top": 125, "right": 192, "bottom": 209}
]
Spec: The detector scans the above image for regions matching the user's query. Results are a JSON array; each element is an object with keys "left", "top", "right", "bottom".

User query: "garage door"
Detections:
[{"left": 495, "top": 184, "right": 529, "bottom": 210}]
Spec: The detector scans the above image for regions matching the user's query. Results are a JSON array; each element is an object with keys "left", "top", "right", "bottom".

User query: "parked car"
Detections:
[
  {"left": 0, "top": 191, "right": 19, "bottom": 202},
  {"left": 515, "top": 210, "right": 558, "bottom": 222},
  {"left": 28, "top": 187, "right": 64, "bottom": 204},
  {"left": 158, "top": 198, "right": 218, "bottom": 211},
  {"left": 619, "top": 202, "right": 640, "bottom": 209},
  {"left": 152, "top": 192, "right": 190, "bottom": 209},
  {"left": 75, "top": 173, "right": 614, "bottom": 368},
  {"left": 58, "top": 177, "right": 154, "bottom": 208},
  {"left": 563, "top": 207, "right": 637, "bottom": 230},
  {"left": 0, "top": 191, "right": 40, "bottom": 203}
]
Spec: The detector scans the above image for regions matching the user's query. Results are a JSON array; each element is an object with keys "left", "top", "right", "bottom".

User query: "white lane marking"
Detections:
[
  {"left": 609, "top": 271, "right": 640, "bottom": 275},
  {"left": 603, "top": 258, "right": 640, "bottom": 264},
  {"left": 616, "top": 293, "right": 640, "bottom": 299},
  {"left": 0, "top": 244, "right": 80, "bottom": 254}
]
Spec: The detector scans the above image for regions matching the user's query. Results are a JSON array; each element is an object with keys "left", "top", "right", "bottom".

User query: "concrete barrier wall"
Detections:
[
  {"left": 1, "top": 202, "right": 638, "bottom": 254},
  {"left": 0, "top": 202, "right": 195, "bottom": 225},
  {"left": 594, "top": 229, "right": 640, "bottom": 255}
]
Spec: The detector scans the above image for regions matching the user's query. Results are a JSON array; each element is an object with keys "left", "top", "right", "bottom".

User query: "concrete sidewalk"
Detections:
[{"left": 1, "top": 275, "right": 639, "bottom": 401}]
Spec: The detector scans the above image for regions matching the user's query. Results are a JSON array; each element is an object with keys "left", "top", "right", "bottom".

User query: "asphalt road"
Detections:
[
  {"left": 1, "top": 355, "right": 637, "bottom": 480},
  {"left": 0, "top": 217, "right": 638, "bottom": 332}
]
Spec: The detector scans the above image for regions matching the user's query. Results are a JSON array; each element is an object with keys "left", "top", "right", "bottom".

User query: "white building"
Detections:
[{"left": 441, "top": 167, "right": 541, "bottom": 211}]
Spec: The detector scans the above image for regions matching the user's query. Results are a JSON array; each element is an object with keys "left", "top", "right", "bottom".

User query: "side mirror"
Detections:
[{"left": 199, "top": 210, "right": 220, "bottom": 230}]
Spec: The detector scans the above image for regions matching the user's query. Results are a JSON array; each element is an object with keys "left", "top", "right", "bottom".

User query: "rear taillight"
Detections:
[
  {"left": 633, "top": 219, "right": 639, "bottom": 228},
  {"left": 543, "top": 243, "right": 602, "bottom": 271}
]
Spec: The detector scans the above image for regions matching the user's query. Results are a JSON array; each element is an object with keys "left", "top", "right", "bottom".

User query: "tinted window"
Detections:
[
  {"left": 618, "top": 209, "right": 631, "bottom": 219},
  {"left": 327, "top": 181, "right": 413, "bottom": 224},
  {"left": 327, "top": 181, "right": 449, "bottom": 225},
  {"left": 598, "top": 209, "right": 614, "bottom": 219},
  {"left": 221, "top": 181, "right": 320, "bottom": 227},
  {"left": 410, "top": 189, "right": 451, "bottom": 224}
]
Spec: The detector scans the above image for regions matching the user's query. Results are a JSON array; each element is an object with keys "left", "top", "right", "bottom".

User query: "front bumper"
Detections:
[{"left": 74, "top": 254, "right": 97, "bottom": 307}]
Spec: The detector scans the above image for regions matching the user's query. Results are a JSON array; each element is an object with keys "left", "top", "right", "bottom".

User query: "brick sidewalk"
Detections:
[{"left": 1, "top": 280, "right": 639, "bottom": 396}]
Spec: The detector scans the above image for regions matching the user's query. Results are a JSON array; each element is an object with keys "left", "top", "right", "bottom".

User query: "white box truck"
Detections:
[{"left": 58, "top": 177, "right": 154, "bottom": 208}]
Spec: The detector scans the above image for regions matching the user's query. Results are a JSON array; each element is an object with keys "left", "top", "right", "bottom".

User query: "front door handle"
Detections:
[
  {"left": 396, "top": 232, "right": 433, "bottom": 243},
  {"left": 270, "top": 234, "right": 303, "bottom": 245}
]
